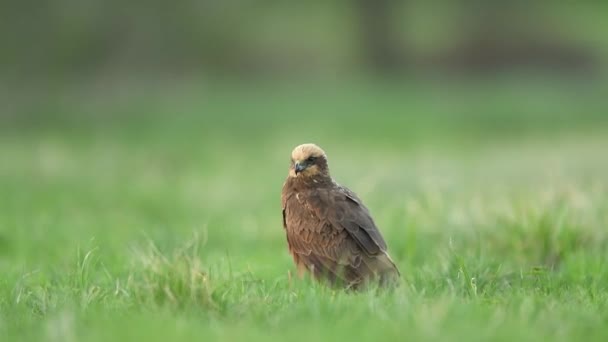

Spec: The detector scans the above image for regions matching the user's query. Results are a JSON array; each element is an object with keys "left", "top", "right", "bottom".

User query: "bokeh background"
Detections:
[{"left": 2, "top": 1, "right": 608, "bottom": 341}]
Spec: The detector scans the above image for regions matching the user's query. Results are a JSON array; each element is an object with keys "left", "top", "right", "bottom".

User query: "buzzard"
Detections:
[{"left": 281, "top": 143, "right": 399, "bottom": 289}]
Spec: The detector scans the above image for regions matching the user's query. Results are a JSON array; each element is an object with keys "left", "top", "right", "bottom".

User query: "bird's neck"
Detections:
[{"left": 287, "top": 174, "right": 333, "bottom": 191}]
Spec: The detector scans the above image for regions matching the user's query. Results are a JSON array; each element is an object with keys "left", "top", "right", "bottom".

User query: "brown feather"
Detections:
[{"left": 281, "top": 144, "right": 400, "bottom": 289}]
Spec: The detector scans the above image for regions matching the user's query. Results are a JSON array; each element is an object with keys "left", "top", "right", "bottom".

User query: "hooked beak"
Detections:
[{"left": 294, "top": 162, "right": 306, "bottom": 174}]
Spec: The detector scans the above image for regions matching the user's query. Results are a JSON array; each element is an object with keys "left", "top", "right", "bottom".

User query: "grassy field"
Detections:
[{"left": 2, "top": 78, "right": 608, "bottom": 341}]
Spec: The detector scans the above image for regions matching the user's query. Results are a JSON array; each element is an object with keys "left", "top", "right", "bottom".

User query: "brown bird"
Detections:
[{"left": 281, "top": 143, "right": 399, "bottom": 289}]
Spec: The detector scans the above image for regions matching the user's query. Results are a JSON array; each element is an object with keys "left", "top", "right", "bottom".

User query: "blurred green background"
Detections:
[{"left": 2, "top": 1, "right": 608, "bottom": 341}]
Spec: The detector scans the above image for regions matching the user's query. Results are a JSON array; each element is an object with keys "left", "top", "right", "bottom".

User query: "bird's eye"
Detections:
[{"left": 307, "top": 156, "right": 316, "bottom": 163}]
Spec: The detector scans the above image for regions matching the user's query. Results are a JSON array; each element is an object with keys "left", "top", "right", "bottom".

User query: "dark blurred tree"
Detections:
[
  {"left": 354, "top": 0, "right": 405, "bottom": 73},
  {"left": 0, "top": 0, "right": 603, "bottom": 79},
  {"left": 437, "top": 1, "right": 598, "bottom": 73}
]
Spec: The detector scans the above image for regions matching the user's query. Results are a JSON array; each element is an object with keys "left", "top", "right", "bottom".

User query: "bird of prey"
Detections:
[{"left": 281, "top": 143, "right": 399, "bottom": 289}]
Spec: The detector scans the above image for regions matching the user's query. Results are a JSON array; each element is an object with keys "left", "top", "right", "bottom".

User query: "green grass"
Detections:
[{"left": 2, "top": 79, "right": 608, "bottom": 341}]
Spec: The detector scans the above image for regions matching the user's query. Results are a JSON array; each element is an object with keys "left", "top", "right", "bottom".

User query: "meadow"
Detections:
[{"left": 2, "top": 78, "right": 608, "bottom": 341}]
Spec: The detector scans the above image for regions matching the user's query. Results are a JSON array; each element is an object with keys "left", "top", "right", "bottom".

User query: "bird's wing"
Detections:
[
  {"left": 281, "top": 181, "right": 292, "bottom": 230},
  {"left": 284, "top": 185, "right": 398, "bottom": 286},
  {"left": 284, "top": 187, "right": 386, "bottom": 256},
  {"left": 308, "top": 185, "right": 388, "bottom": 256}
]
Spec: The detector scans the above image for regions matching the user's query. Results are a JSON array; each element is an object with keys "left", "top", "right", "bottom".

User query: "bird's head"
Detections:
[{"left": 289, "top": 143, "right": 330, "bottom": 178}]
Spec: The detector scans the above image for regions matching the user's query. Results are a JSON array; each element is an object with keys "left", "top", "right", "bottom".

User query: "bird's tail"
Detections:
[{"left": 358, "top": 251, "right": 400, "bottom": 288}]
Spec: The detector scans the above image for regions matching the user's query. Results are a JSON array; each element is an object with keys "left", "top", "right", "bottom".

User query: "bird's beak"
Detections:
[{"left": 294, "top": 162, "right": 305, "bottom": 174}]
